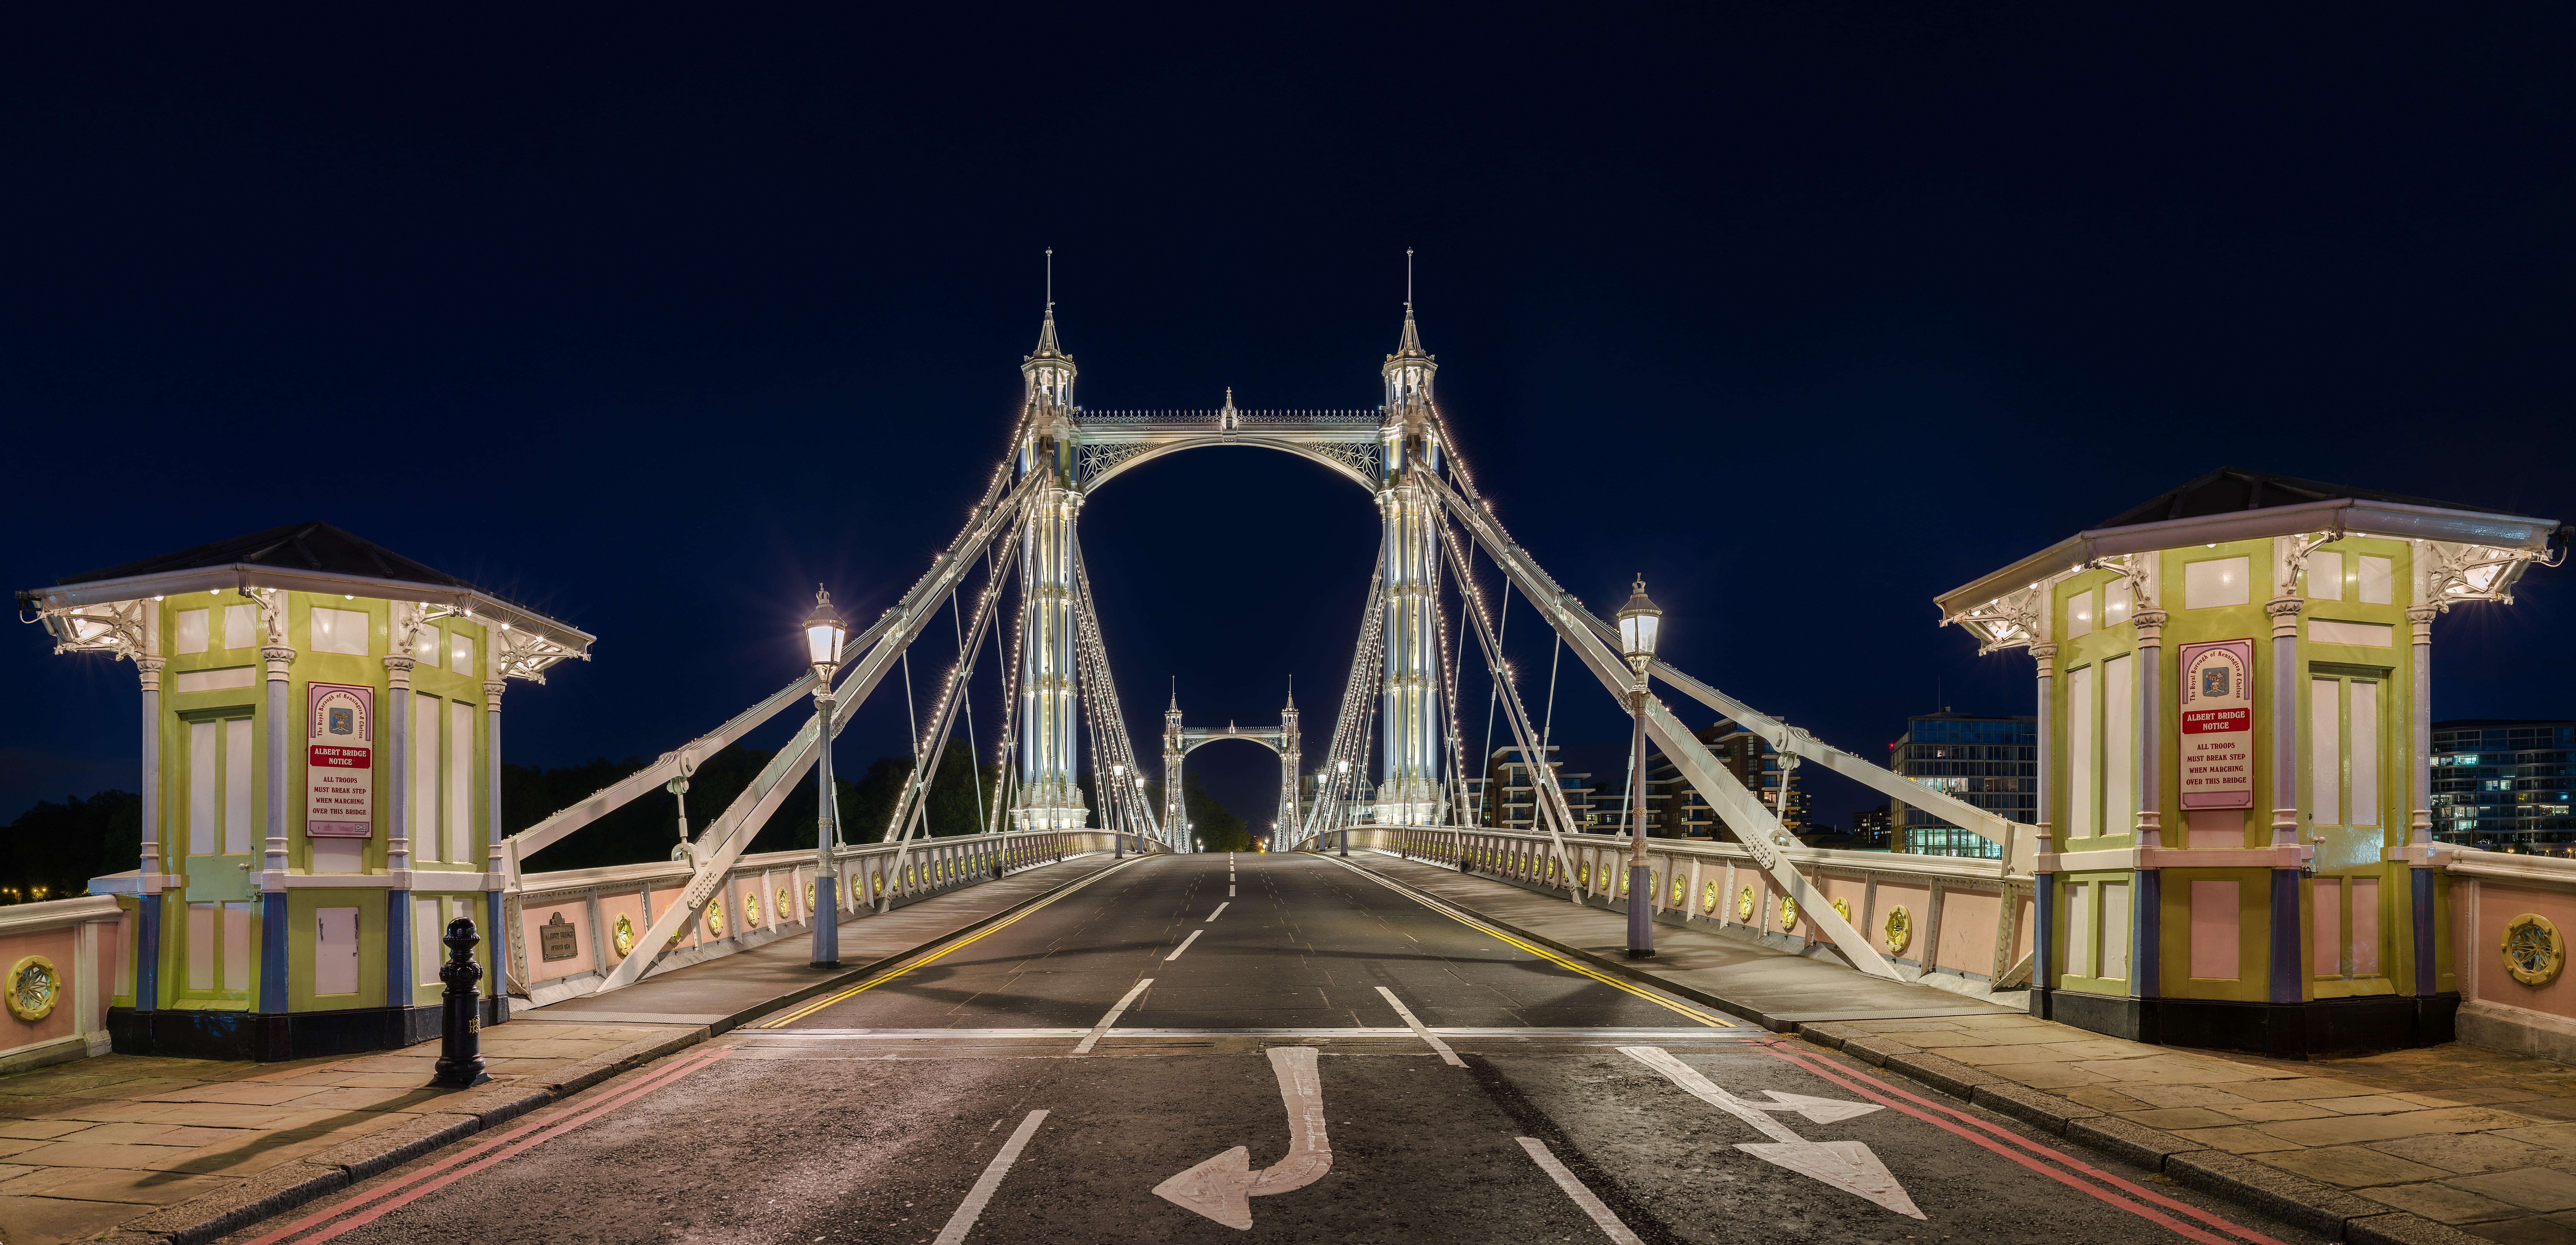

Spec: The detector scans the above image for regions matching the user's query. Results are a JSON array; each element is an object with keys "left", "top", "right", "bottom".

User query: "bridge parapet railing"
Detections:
[
  {"left": 2443, "top": 847, "right": 2576, "bottom": 1060},
  {"left": 0, "top": 894, "right": 122, "bottom": 1074},
  {"left": 506, "top": 829, "right": 1135, "bottom": 1006},
  {"left": 1332, "top": 826, "right": 2036, "bottom": 996}
]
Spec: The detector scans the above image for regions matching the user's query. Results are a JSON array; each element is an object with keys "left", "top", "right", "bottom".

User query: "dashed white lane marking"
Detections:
[
  {"left": 1205, "top": 901, "right": 1230, "bottom": 922},
  {"left": 1229, "top": 884, "right": 1236, "bottom": 896},
  {"left": 1516, "top": 1137, "right": 1643, "bottom": 1245},
  {"left": 1165, "top": 929, "right": 1205, "bottom": 961},
  {"left": 1073, "top": 979, "right": 1153, "bottom": 1055},
  {"left": 1375, "top": 986, "right": 1465, "bottom": 1067},
  {"left": 934, "top": 1109, "right": 1049, "bottom": 1244}
]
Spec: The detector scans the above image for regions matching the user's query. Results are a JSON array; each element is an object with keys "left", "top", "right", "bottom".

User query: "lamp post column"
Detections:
[
  {"left": 811, "top": 682, "right": 840, "bottom": 968},
  {"left": 1625, "top": 666, "right": 1654, "bottom": 958}
]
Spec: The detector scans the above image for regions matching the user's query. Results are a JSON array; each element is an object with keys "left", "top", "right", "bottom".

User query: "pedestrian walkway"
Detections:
[
  {"left": 1341, "top": 850, "right": 2576, "bottom": 1244},
  {"left": 0, "top": 854, "right": 1125, "bottom": 1245}
]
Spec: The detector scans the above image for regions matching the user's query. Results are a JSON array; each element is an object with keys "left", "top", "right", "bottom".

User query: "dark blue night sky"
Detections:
[{"left": 6, "top": 6, "right": 2571, "bottom": 833}]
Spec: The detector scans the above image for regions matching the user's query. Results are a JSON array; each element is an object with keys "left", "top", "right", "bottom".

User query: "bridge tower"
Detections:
[
  {"left": 1163, "top": 683, "right": 1185, "bottom": 842},
  {"left": 1277, "top": 682, "right": 1301, "bottom": 838},
  {"left": 1011, "top": 305, "right": 1090, "bottom": 831},
  {"left": 1375, "top": 305, "right": 1444, "bottom": 825}
]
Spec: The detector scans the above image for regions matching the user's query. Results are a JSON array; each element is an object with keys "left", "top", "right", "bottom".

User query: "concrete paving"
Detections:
[{"left": 204, "top": 853, "right": 2351, "bottom": 1245}]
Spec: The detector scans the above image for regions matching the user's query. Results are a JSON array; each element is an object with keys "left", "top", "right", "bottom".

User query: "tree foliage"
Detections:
[
  {"left": 0, "top": 790, "right": 140, "bottom": 902},
  {"left": 1182, "top": 767, "right": 1252, "bottom": 852}
]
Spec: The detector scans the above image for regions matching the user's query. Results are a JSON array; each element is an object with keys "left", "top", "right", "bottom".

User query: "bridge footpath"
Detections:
[
  {"left": 1340, "top": 849, "right": 2576, "bottom": 1243},
  {"left": 0, "top": 855, "right": 1121, "bottom": 1245}
]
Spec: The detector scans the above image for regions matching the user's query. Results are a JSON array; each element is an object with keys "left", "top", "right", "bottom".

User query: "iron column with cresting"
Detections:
[{"left": 429, "top": 917, "right": 490, "bottom": 1089}]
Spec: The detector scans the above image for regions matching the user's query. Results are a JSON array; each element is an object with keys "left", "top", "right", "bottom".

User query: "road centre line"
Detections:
[
  {"left": 1206, "top": 901, "right": 1229, "bottom": 921},
  {"left": 241, "top": 1047, "right": 733, "bottom": 1245},
  {"left": 1757, "top": 1041, "right": 2288, "bottom": 1245},
  {"left": 932, "top": 1109, "right": 1049, "bottom": 1245},
  {"left": 1229, "top": 884, "right": 1236, "bottom": 896},
  {"left": 756, "top": 858, "right": 1140, "bottom": 1028},
  {"left": 1074, "top": 978, "right": 1155, "bottom": 1054},
  {"left": 731, "top": 1026, "right": 1746, "bottom": 1040},
  {"left": 1315, "top": 855, "right": 1735, "bottom": 1028},
  {"left": 1375, "top": 985, "right": 1465, "bottom": 1066},
  {"left": 1165, "top": 929, "right": 1205, "bottom": 961},
  {"left": 1516, "top": 1137, "right": 1645, "bottom": 1245}
]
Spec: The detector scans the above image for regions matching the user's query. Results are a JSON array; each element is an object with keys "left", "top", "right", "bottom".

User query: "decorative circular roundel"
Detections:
[
  {"left": 2503, "top": 913, "right": 2565, "bottom": 987},
  {"left": 1671, "top": 877, "right": 1685, "bottom": 907},
  {"left": 705, "top": 898, "right": 726, "bottom": 938},
  {"left": 1546, "top": 859, "right": 1557, "bottom": 882},
  {"left": 806, "top": 881, "right": 817, "bottom": 910},
  {"left": 1884, "top": 905, "right": 1913, "bottom": 954},
  {"left": 873, "top": 871, "right": 886, "bottom": 897},
  {"left": 1619, "top": 870, "right": 1631, "bottom": 897},
  {"left": 1833, "top": 897, "right": 1852, "bottom": 923},
  {"left": 1579, "top": 864, "right": 1590, "bottom": 888},
  {"left": 611, "top": 914, "right": 637, "bottom": 958},
  {"left": 743, "top": 892, "right": 761, "bottom": 927},
  {"left": 1703, "top": 881, "right": 1720, "bottom": 913},
  {"left": 1735, "top": 887, "right": 1756, "bottom": 921},
  {"left": 779, "top": 888, "right": 792, "bottom": 920},
  {"left": 6, "top": 956, "right": 60, "bottom": 1023},
  {"left": 1779, "top": 894, "right": 1799, "bottom": 929}
]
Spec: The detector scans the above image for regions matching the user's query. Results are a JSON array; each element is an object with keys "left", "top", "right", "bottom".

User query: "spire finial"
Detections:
[
  {"left": 1045, "top": 247, "right": 1053, "bottom": 315},
  {"left": 1170, "top": 676, "right": 1178, "bottom": 711},
  {"left": 1405, "top": 247, "right": 1413, "bottom": 313}
]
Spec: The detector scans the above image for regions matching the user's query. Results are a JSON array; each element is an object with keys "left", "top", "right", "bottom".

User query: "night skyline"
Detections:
[{"left": 7, "top": 5, "right": 2572, "bottom": 836}]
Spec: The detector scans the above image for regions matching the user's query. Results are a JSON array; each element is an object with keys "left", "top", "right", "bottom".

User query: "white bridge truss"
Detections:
[{"left": 504, "top": 302, "right": 2040, "bottom": 997}]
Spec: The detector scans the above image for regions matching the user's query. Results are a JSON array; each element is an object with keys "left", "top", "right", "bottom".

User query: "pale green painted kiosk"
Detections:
[
  {"left": 1938, "top": 469, "right": 2565, "bottom": 1056},
  {"left": 18, "top": 522, "right": 592, "bottom": 1061}
]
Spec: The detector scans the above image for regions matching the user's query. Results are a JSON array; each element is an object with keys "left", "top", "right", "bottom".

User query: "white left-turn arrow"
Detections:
[
  {"left": 1152, "top": 1045, "right": 1333, "bottom": 1230},
  {"left": 1619, "top": 1046, "right": 1923, "bottom": 1219}
]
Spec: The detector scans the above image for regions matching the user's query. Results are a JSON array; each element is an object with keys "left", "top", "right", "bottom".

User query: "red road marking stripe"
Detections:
[
  {"left": 1753, "top": 1041, "right": 2287, "bottom": 1245},
  {"left": 243, "top": 1047, "right": 732, "bottom": 1245},
  {"left": 1755, "top": 1041, "right": 2288, "bottom": 1245}
]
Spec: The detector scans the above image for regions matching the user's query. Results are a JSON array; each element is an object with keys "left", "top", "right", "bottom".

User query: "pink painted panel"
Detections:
[
  {"left": 1875, "top": 882, "right": 1932, "bottom": 961},
  {"left": 2312, "top": 879, "right": 2341, "bottom": 977},
  {"left": 597, "top": 892, "right": 647, "bottom": 965},
  {"left": 2013, "top": 893, "right": 2035, "bottom": 961},
  {"left": 518, "top": 903, "right": 591, "bottom": 983},
  {"left": 2475, "top": 883, "right": 2576, "bottom": 1019},
  {"left": 2190, "top": 880, "right": 2240, "bottom": 979},
  {"left": 1934, "top": 890, "right": 2000, "bottom": 975},
  {"left": 0, "top": 927, "right": 83, "bottom": 1050}
]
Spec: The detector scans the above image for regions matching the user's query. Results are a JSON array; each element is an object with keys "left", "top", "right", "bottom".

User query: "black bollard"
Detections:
[{"left": 429, "top": 916, "right": 491, "bottom": 1089}]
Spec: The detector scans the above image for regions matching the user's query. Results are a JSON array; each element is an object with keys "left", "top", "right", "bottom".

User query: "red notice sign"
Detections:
[{"left": 2177, "top": 639, "right": 2254, "bottom": 809}]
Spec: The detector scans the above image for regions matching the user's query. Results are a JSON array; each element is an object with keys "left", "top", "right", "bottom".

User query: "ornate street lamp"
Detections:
[
  {"left": 1111, "top": 764, "right": 1128, "bottom": 859},
  {"left": 803, "top": 586, "right": 847, "bottom": 968},
  {"left": 1616, "top": 576, "right": 1663, "bottom": 958}
]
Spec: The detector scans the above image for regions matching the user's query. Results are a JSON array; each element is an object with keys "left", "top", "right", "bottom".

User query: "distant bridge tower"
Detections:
[
  {"left": 1375, "top": 305, "right": 1444, "bottom": 825},
  {"left": 1012, "top": 306, "right": 1089, "bottom": 831},
  {"left": 1162, "top": 684, "right": 1301, "bottom": 847}
]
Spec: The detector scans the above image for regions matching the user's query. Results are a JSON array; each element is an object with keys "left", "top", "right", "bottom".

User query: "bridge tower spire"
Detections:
[
  {"left": 1375, "top": 291, "right": 1445, "bottom": 825},
  {"left": 1163, "top": 682, "right": 1186, "bottom": 844},
  {"left": 1279, "top": 679, "right": 1302, "bottom": 837},
  {"left": 1012, "top": 292, "right": 1089, "bottom": 832}
]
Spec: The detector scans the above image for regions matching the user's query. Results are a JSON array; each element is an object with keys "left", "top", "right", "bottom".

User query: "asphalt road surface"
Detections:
[{"left": 222, "top": 853, "right": 2331, "bottom": 1245}]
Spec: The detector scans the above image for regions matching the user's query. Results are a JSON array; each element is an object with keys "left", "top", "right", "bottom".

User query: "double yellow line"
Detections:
[
  {"left": 1319, "top": 854, "right": 1737, "bottom": 1029},
  {"left": 753, "top": 859, "right": 1137, "bottom": 1028}
]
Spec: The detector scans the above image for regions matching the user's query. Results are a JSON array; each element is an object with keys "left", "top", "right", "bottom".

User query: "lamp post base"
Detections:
[{"left": 1626, "top": 863, "right": 1655, "bottom": 958}]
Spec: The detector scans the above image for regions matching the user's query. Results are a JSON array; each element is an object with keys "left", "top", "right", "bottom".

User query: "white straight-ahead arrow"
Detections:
[{"left": 1618, "top": 1046, "right": 1924, "bottom": 1219}]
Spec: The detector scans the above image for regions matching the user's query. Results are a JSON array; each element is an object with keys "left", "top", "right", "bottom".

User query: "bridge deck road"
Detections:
[{"left": 222, "top": 852, "right": 2332, "bottom": 1245}]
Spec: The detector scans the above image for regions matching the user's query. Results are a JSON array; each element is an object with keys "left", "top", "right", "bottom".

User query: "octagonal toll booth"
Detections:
[
  {"left": 17, "top": 521, "right": 591, "bottom": 1061},
  {"left": 1937, "top": 468, "right": 2566, "bottom": 1057}
]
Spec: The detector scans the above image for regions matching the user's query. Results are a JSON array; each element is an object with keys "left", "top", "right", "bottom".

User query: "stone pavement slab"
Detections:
[
  {"left": 1333, "top": 849, "right": 2576, "bottom": 1245},
  {"left": 0, "top": 854, "right": 1128, "bottom": 1245}
]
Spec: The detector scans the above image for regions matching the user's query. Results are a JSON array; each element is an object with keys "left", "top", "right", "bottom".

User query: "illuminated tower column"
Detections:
[
  {"left": 1375, "top": 306, "right": 1443, "bottom": 826},
  {"left": 1012, "top": 307, "right": 1091, "bottom": 831}
]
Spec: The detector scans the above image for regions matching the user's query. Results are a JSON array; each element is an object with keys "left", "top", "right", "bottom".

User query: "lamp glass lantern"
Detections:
[
  {"left": 1616, "top": 576, "right": 1663, "bottom": 665},
  {"left": 802, "top": 586, "right": 847, "bottom": 672}
]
